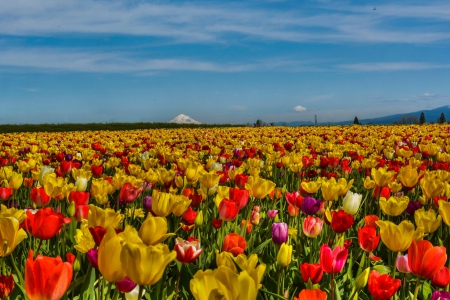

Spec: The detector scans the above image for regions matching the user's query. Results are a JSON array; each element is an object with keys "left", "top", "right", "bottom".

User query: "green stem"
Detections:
[
  {"left": 349, "top": 289, "right": 357, "bottom": 300},
  {"left": 137, "top": 285, "right": 144, "bottom": 300},
  {"left": 174, "top": 264, "right": 184, "bottom": 300},
  {"left": 277, "top": 267, "right": 283, "bottom": 296},
  {"left": 111, "top": 286, "right": 119, "bottom": 300},
  {"left": 104, "top": 281, "right": 113, "bottom": 300},
  {"left": 260, "top": 289, "right": 287, "bottom": 300},
  {"left": 413, "top": 278, "right": 421, "bottom": 300},
  {"left": 331, "top": 273, "right": 335, "bottom": 300},
  {"left": 392, "top": 252, "right": 398, "bottom": 279}
]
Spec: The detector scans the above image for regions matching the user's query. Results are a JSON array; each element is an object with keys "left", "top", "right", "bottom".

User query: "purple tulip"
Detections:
[
  {"left": 65, "top": 154, "right": 73, "bottom": 161},
  {"left": 143, "top": 196, "right": 153, "bottom": 212},
  {"left": 301, "top": 196, "right": 322, "bottom": 215},
  {"left": 405, "top": 201, "right": 421, "bottom": 216},
  {"left": 272, "top": 222, "right": 288, "bottom": 246},
  {"left": 431, "top": 291, "right": 450, "bottom": 300},
  {"left": 87, "top": 249, "right": 99, "bottom": 269},
  {"left": 268, "top": 210, "right": 278, "bottom": 218},
  {"left": 116, "top": 277, "right": 137, "bottom": 293}
]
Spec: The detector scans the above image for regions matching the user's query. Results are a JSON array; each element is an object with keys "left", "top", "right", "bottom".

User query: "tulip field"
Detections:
[{"left": 2, "top": 124, "right": 450, "bottom": 300}]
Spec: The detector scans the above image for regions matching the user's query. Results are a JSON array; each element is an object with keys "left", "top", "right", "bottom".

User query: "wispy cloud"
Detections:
[
  {"left": 338, "top": 62, "right": 450, "bottom": 72},
  {"left": 1, "top": 1, "right": 450, "bottom": 45},
  {"left": 293, "top": 105, "right": 307, "bottom": 111}
]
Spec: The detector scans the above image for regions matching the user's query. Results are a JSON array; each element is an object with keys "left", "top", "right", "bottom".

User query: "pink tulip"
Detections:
[
  {"left": 320, "top": 244, "right": 348, "bottom": 274},
  {"left": 303, "top": 216, "right": 324, "bottom": 238}
]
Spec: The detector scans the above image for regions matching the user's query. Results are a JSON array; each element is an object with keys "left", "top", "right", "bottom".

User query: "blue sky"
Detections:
[{"left": 1, "top": 0, "right": 450, "bottom": 124}]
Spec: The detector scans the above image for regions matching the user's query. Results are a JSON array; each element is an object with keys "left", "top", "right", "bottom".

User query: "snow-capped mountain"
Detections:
[{"left": 169, "top": 114, "right": 201, "bottom": 124}]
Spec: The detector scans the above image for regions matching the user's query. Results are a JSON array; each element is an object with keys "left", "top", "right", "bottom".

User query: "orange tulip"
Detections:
[
  {"left": 408, "top": 239, "right": 447, "bottom": 279},
  {"left": 25, "top": 250, "right": 75, "bottom": 300},
  {"left": 294, "top": 289, "right": 327, "bottom": 300}
]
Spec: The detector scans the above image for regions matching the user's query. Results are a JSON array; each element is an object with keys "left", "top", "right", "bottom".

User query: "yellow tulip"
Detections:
[
  {"left": 98, "top": 226, "right": 141, "bottom": 283},
  {"left": 139, "top": 216, "right": 175, "bottom": 246},
  {"left": 361, "top": 158, "right": 379, "bottom": 169},
  {"left": 0, "top": 205, "right": 26, "bottom": 224},
  {"left": 245, "top": 176, "right": 276, "bottom": 200},
  {"left": 43, "top": 173, "right": 66, "bottom": 198},
  {"left": 16, "top": 159, "right": 36, "bottom": 173},
  {"left": 157, "top": 168, "right": 176, "bottom": 184},
  {"left": 171, "top": 194, "right": 192, "bottom": 216},
  {"left": 87, "top": 204, "right": 124, "bottom": 229},
  {"left": 376, "top": 220, "right": 415, "bottom": 252},
  {"left": 336, "top": 178, "right": 354, "bottom": 197},
  {"left": 320, "top": 178, "right": 341, "bottom": 201},
  {"left": 379, "top": 196, "right": 409, "bottom": 216},
  {"left": 216, "top": 251, "right": 266, "bottom": 290},
  {"left": 8, "top": 172, "right": 23, "bottom": 190},
  {"left": 301, "top": 181, "right": 321, "bottom": 194},
  {"left": 74, "top": 221, "right": 95, "bottom": 253},
  {"left": 371, "top": 167, "right": 396, "bottom": 187},
  {"left": 151, "top": 190, "right": 175, "bottom": 217},
  {"left": 420, "top": 178, "right": 445, "bottom": 199},
  {"left": 0, "top": 166, "right": 13, "bottom": 181},
  {"left": 71, "top": 168, "right": 92, "bottom": 181},
  {"left": 120, "top": 242, "right": 176, "bottom": 286},
  {"left": 277, "top": 243, "right": 292, "bottom": 267},
  {"left": 397, "top": 165, "right": 421, "bottom": 188},
  {"left": 388, "top": 181, "right": 403, "bottom": 193},
  {"left": 414, "top": 208, "right": 441, "bottom": 233},
  {"left": 0, "top": 215, "right": 27, "bottom": 257},
  {"left": 439, "top": 201, "right": 450, "bottom": 227},
  {"left": 363, "top": 176, "right": 376, "bottom": 190},
  {"left": 437, "top": 170, "right": 450, "bottom": 183},
  {"left": 199, "top": 171, "right": 221, "bottom": 189},
  {"left": 190, "top": 267, "right": 258, "bottom": 300}
]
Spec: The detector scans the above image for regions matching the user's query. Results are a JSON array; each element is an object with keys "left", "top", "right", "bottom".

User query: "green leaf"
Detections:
[
  {"left": 420, "top": 280, "right": 433, "bottom": 299},
  {"left": 373, "top": 265, "right": 391, "bottom": 275},
  {"left": 250, "top": 238, "right": 272, "bottom": 255}
]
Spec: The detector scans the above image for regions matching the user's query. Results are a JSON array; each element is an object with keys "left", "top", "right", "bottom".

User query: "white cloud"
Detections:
[
  {"left": 293, "top": 105, "right": 307, "bottom": 111},
  {"left": 229, "top": 105, "right": 248, "bottom": 110},
  {"left": 338, "top": 62, "right": 450, "bottom": 72}
]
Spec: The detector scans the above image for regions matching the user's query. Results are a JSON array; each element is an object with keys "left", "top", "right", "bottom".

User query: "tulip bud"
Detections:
[
  {"left": 355, "top": 267, "right": 370, "bottom": 291},
  {"left": 194, "top": 211, "right": 203, "bottom": 226},
  {"left": 277, "top": 243, "right": 292, "bottom": 267},
  {"left": 272, "top": 222, "right": 288, "bottom": 246},
  {"left": 268, "top": 210, "right": 278, "bottom": 218},
  {"left": 67, "top": 201, "right": 76, "bottom": 217},
  {"left": 396, "top": 254, "right": 411, "bottom": 273},
  {"left": 73, "top": 257, "right": 81, "bottom": 272},
  {"left": 343, "top": 191, "right": 362, "bottom": 215}
]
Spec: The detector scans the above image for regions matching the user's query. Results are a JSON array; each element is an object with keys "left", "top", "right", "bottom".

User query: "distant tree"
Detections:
[
  {"left": 254, "top": 119, "right": 267, "bottom": 127},
  {"left": 269, "top": 122, "right": 274, "bottom": 126},
  {"left": 438, "top": 113, "right": 447, "bottom": 124},
  {"left": 394, "top": 115, "right": 419, "bottom": 125},
  {"left": 419, "top": 112, "right": 426, "bottom": 124},
  {"left": 353, "top": 116, "right": 360, "bottom": 125}
]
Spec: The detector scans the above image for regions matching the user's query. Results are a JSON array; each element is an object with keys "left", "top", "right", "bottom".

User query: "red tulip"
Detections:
[
  {"left": 432, "top": 267, "right": 450, "bottom": 288},
  {"left": 116, "top": 277, "right": 137, "bottom": 293},
  {"left": 0, "top": 274, "right": 14, "bottom": 299},
  {"left": 212, "top": 218, "right": 222, "bottom": 229},
  {"left": 331, "top": 209, "right": 354, "bottom": 234},
  {"left": 319, "top": 244, "right": 348, "bottom": 274},
  {"left": 91, "top": 165, "right": 104, "bottom": 177},
  {"left": 300, "top": 263, "right": 323, "bottom": 284},
  {"left": 234, "top": 174, "right": 248, "bottom": 189},
  {"left": 229, "top": 188, "right": 249, "bottom": 210},
  {"left": 60, "top": 160, "right": 72, "bottom": 175},
  {"left": 119, "top": 182, "right": 143, "bottom": 203},
  {"left": 25, "top": 207, "right": 71, "bottom": 240},
  {"left": 218, "top": 198, "right": 240, "bottom": 221},
  {"left": 30, "top": 187, "right": 51, "bottom": 207},
  {"left": 368, "top": 270, "right": 401, "bottom": 300},
  {"left": 68, "top": 191, "right": 90, "bottom": 221},
  {"left": 222, "top": 233, "right": 246, "bottom": 257},
  {"left": 358, "top": 226, "right": 380, "bottom": 253},
  {"left": 181, "top": 207, "right": 198, "bottom": 225},
  {"left": 25, "top": 250, "right": 75, "bottom": 300},
  {"left": 408, "top": 239, "right": 447, "bottom": 279},
  {"left": 0, "top": 187, "right": 12, "bottom": 201}
]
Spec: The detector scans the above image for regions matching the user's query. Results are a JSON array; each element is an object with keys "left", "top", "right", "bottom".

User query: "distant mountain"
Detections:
[
  {"left": 169, "top": 114, "right": 201, "bottom": 124},
  {"left": 276, "top": 105, "right": 450, "bottom": 126}
]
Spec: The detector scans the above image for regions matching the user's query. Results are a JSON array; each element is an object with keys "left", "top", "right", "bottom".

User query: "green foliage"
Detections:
[{"left": 0, "top": 122, "right": 244, "bottom": 134}]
